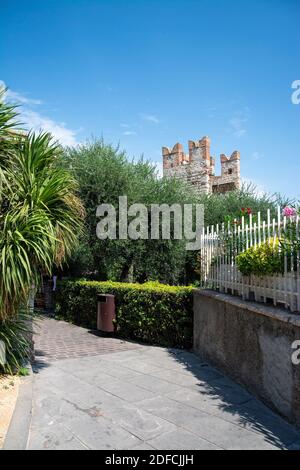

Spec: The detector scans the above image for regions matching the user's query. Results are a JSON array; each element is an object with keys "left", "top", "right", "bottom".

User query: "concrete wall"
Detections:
[{"left": 193, "top": 290, "right": 300, "bottom": 427}]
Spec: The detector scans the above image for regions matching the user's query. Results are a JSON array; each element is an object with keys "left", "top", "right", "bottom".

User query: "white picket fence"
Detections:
[{"left": 200, "top": 206, "right": 300, "bottom": 313}]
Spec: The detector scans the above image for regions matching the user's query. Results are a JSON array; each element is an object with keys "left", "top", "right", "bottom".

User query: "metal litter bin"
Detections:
[{"left": 97, "top": 294, "right": 115, "bottom": 332}]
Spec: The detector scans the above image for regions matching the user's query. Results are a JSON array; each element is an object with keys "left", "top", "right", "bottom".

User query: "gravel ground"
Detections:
[{"left": 0, "top": 375, "right": 19, "bottom": 448}]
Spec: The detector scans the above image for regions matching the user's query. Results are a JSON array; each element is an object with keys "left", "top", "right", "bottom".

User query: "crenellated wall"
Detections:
[{"left": 162, "top": 136, "right": 240, "bottom": 194}]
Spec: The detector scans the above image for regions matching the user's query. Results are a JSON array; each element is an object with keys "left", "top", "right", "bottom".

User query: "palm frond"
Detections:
[{"left": 0, "top": 93, "right": 83, "bottom": 321}]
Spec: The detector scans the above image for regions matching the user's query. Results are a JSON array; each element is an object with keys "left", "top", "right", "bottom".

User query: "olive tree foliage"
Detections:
[
  {"left": 63, "top": 140, "right": 198, "bottom": 284},
  {"left": 198, "top": 182, "right": 291, "bottom": 227}
]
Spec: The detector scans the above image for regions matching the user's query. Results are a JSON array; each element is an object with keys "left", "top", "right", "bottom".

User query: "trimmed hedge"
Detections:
[{"left": 55, "top": 280, "right": 194, "bottom": 348}]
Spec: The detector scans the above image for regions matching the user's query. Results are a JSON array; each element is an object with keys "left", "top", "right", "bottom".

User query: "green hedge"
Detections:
[{"left": 55, "top": 280, "right": 194, "bottom": 348}]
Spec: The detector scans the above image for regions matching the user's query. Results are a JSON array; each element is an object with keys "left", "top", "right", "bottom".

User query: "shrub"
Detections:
[
  {"left": 236, "top": 240, "right": 283, "bottom": 276},
  {"left": 55, "top": 280, "right": 194, "bottom": 348},
  {"left": 0, "top": 313, "right": 33, "bottom": 375}
]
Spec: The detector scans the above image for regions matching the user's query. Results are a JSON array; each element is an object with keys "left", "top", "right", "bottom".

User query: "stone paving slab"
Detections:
[
  {"left": 148, "top": 429, "right": 222, "bottom": 450},
  {"left": 24, "top": 317, "right": 300, "bottom": 450},
  {"left": 178, "top": 413, "right": 280, "bottom": 450},
  {"left": 27, "top": 422, "right": 89, "bottom": 450},
  {"left": 208, "top": 397, "right": 300, "bottom": 447},
  {"left": 149, "top": 367, "right": 223, "bottom": 387},
  {"left": 103, "top": 404, "right": 178, "bottom": 441}
]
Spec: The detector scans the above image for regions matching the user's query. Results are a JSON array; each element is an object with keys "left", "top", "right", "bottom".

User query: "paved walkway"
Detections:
[
  {"left": 34, "top": 317, "right": 141, "bottom": 362},
  {"left": 27, "top": 317, "right": 300, "bottom": 450}
]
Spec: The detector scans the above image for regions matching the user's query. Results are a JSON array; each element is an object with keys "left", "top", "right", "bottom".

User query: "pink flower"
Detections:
[{"left": 282, "top": 207, "right": 297, "bottom": 218}]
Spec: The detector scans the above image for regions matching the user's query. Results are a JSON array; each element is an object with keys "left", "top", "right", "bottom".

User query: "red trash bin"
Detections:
[{"left": 97, "top": 294, "right": 115, "bottom": 332}]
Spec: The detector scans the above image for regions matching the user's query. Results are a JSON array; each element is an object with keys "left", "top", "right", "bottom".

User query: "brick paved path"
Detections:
[{"left": 34, "top": 316, "right": 140, "bottom": 362}]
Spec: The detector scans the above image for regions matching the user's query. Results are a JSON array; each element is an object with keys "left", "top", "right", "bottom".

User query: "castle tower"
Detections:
[
  {"left": 211, "top": 151, "right": 240, "bottom": 193},
  {"left": 188, "top": 136, "right": 210, "bottom": 163},
  {"left": 162, "top": 143, "right": 187, "bottom": 172},
  {"left": 162, "top": 143, "right": 189, "bottom": 183},
  {"left": 162, "top": 136, "right": 240, "bottom": 195},
  {"left": 188, "top": 137, "right": 211, "bottom": 193}
]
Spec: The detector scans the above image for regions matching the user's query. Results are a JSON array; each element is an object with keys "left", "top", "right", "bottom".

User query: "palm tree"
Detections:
[{"left": 0, "top": 87, "right": 84, "bottom": 321}]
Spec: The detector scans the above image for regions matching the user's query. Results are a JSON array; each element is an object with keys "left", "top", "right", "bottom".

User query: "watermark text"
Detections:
[
  {"left": 291, "top": 80, "right": 300, "bottom": 105},
  {"left": 96, "top": 196, "right": 204, "bottom": 250},
  {"left": 0, "top": 340, "right": 6, "bottom": 367},
  {"left": 292, "top": 340, "right": 300, "bottom": 365}
]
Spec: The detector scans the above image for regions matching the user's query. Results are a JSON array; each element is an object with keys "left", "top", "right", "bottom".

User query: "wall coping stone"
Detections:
[{"left": 193, "top": 289, "right": 300, "bottom": 328}]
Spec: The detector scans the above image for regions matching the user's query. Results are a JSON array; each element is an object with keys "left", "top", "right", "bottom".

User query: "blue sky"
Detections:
[{"left": 1, "top": 0, "right": 299, "bottom": 198}]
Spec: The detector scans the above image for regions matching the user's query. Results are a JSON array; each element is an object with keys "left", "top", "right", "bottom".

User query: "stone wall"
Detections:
[
  {"left": 162, "top": 136, "right": 240, "bottom": 195},
  {"left": 193, "top": 290, "right": 300, "bottom": 427}
]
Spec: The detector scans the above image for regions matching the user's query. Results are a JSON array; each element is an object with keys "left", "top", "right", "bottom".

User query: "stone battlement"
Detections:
[{"left": 162, "top": 136, "right": 240, "bottom": 194}]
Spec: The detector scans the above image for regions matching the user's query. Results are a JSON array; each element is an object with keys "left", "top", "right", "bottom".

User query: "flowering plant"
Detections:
[
  {"left": 224, "top": 207, "right": 257, "bottom": 227},
  {"left": 280, "top": 206, "right": 300, "bottom": 254},
  {"left": 241, "top": 207, "right": 252, "bottom": 216},
  {"left": 282, "top": 207, "right": 297, "bottom": 218}
]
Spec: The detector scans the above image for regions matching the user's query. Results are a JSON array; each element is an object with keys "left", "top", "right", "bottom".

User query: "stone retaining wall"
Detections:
[{"left": 193, "top": 290, "right": 300, "bottom": 427}]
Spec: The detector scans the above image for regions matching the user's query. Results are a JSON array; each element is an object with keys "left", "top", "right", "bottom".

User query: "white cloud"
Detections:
[
  {"left": 229, "top": 117, "right": 247, "bottom": 137},
  {"left": 0, "top": 80, "right": 42, "bottom": 105},
  {"left": 252, "top": 151, "right": 264, "bottom": 160},
  {"left": 22, "top": 109, "right": 78, "bottom": 146},
  {"left": 1, "top": 80, "right": 78, "bottom": 146},
  {"left": 140, "top": 113, "right": 160, "bottom": 124},
  {"left": 6, "top": 89, "right": 43, "bottom": 105},
  {"left": 122, "top": 130, "right": 137, "bottom": 136},
  {"left": 241, "top": 177, "right": 268, "bottom": 197},
  {"left": 229, "top": 109, "right": 249, "bottom": 138}
]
